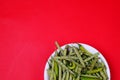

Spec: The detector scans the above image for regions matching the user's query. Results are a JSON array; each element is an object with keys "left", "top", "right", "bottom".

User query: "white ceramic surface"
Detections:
[{"left": 44, "top": 43, "right": 110, "bottom": 80}]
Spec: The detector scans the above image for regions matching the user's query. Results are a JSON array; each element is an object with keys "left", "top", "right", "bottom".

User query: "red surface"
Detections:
[{"left": 0, "top": 0, "right": 120, "bottom": 80}]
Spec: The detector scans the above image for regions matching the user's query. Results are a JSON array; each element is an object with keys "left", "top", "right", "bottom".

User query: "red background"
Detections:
[{"left": 0, "top": 0, "right": 120, "bottom": 80}]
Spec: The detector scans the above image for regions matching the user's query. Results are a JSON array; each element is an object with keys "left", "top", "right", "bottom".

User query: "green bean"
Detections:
[
  {"left": 47, "top": 69, "right": 52, "bottom": 79},
  {"left": 84, "top": 53, "right": 98, "bottom": 62},
  {"left": 50, "top": 72, "right": 53, "bottom": 80},
  {"left": 75, "top": 66, "right": 78, "bottom": 72},
  {"left": 101, "top": 61, "right": 107, "bottom": 79},
  {"left": 73, "top": 47, "right": 85, "bottom": 67},
  {"left": 78, "top": 44, "right": 92, "bottom": 56},
  {"left": 89, "top": 58, "right": 98, "bottom": 70},
  {"left": 70, "top": 59, "right": 83, "bottom": 68},
  {"left": 63, "top": 49, "right": 67, "bottom": 56},
  {"left": 69, "top": 74, "right": 72, "bottom": 80},
  {"left": 54, "top": 61, "right": 59, "bottom": 77},
  {"left": 58, "top": 65, "right": 61, "bottom": 80},
  {"left": 76, "top": 76, "right": 80, "bottom": 80},
  {"left": 81, "top": 74, "right": 99, "bottom": 78},
  {"left": 73, "top": 77, "right": 75, "bottom": 80},
  {"left": 53, "top": 72, "right": 56, "bottom": 80},
  {"left": 53, "top": 58, "right": 75, "bottom": 76},
  {"left": 79, "top": 50, "right": 83, "bottom": 55},
  {"left": 69, "top": 47, "right": 73, "bottom": 54},
  {"left": 76, "top": 67, "right": 80, "bottom": 80},
  {"left": 96, "top": 73, "right": 102, "bottom": 79},
  {"left": 63, "top": 49, "right": 67, "bottom": 63},
  {"left": 78, "top": 68, "right": 82, "bottom": 76},
  {"left": 103, "top": 68, "right": 108, "bottom": 79},
  {"left": 66, "top": 71, "right": 69, "bottom": 80},
  {"left": 54, "top": 56, "right": 79, "bottom": 60},
  {"left": 100, "top": 71, "right": 107, "bottom": 80},
  {"left": 81, "top": 77, "right": 100, "bottom": 80},
  {"left": 69, "top": 52, "right": 76, "bottom": 56},
  {"left": 62, "top": 71, "right": 66, "bottom": 80},
  {"left": 51, "top": 60, "right": 54, "bottom": 80},
  {"left": 87, "top": 68, "right": 103, "bottom": 74}
]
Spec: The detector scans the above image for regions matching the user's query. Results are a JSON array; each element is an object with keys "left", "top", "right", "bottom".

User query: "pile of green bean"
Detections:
[{"left": 47, "top": 42, "right": 108, "bottom": 80}]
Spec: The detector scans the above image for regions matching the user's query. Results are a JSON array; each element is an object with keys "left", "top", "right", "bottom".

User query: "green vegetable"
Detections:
[
  {"left": 54, "top": 62, "right": 59, "bottom": 77},
  {"left": 58, "top": 65, "right": 61, "bottom": 80},
  {"left": 87, "top": 68, "right": 103, "bottom": 74},
  {"left": 53, "top": 58, "right": 75, "bottom": 76},
  {"left": 47, "top": 42, "right": 108, "bottom": 80},
  {"left": 81, "top": 77, "right": 100, "bottom": 80},
  {"left": 66, "top": 71, "right": 69, "bottom": 80},
  {"left": 78, "top": 44, "right": 92, "bottom": 56},
  {"left": 68, "top": 62, "right": 76, "bottom": 69},
  {"left": 62, "top": 71, "right": 66, "bottom": 80},
  {"left": 100, "top": 71, "right": 107, "bottom": 80},
  {"left": 90, "top": 58, "right": 98, "bottom": 70},
  {"left": 81, "top": 74, "right": 99, "bottom": 78},
  {"left": 84, "top": 53, "right": 98, "bottom": 62},
  {"left": 73, "top": 47, "right": 85, "bottom": 67},
  {"left": 54, "top": 56, "right": 79, "bottom": 60}
]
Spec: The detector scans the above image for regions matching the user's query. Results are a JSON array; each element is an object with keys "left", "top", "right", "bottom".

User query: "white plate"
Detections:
[{"left": 44, "top": 43, "right": 111, "bottom": 80}]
